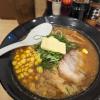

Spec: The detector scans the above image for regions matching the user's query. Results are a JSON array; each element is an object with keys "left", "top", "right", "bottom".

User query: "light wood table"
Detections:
[{"left": 0, "top": 19, "right": 18, "bottom": 100}]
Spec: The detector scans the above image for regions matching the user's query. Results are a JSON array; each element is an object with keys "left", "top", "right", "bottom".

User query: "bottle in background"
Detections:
[
  {"left": 61, "top": 0, "right": 73, "bottom": 16},
  {"left": 69, "top": 1, "right": 90, "bottom": 20},
  {"left": 43, "top": 0, "right": 52, "bottom": 16},
  {"left": 52, "top": 0, "right": 61, "bottom": 15}
]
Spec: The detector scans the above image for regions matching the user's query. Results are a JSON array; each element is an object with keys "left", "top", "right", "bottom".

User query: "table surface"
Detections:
[{"left": 0, "top": 19, "right": 18, "bottom": 100}]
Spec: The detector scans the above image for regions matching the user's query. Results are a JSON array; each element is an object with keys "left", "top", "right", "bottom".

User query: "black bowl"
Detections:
[{"left": 0, "top": 16, "right": 100, "bottom": 100}]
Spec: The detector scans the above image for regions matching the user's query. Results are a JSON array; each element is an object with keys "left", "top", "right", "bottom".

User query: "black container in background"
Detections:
[
  {"left": 92, "top": 0, "right": 100, "bottom": 3},
  {"left": 69, "top": 2, "right": 90, "bottom": 20},
  {"left": 61, "top": 3, "right": 72, "bottom": 16},
  {"left": 43, "top": 0, "right": 52, "bottom": 16}
]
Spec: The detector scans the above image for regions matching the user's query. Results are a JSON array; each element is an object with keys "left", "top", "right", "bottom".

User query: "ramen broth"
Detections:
[{"left": 12, "top": 26, "right": 99, "bottom": 99}]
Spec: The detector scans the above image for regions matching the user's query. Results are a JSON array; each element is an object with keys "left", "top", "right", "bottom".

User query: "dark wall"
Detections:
[
  {"left": 0, "top": 0, "right": 16, "bottom": 19},
  {"left": 0, "top": 0, "right": 35, "bottom": 24}
]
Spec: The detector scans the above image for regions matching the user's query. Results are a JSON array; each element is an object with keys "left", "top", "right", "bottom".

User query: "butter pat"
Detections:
[{"left": 41, "top": 36, "right": 66, "bottom": 54}]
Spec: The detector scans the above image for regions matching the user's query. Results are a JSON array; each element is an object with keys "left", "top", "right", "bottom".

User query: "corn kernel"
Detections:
[
  {"left": 36, "top": 67, "right": 43, "bottom": 74},
  {"left": 20, "top": 59, "right": 26, "bottom": 64},
  {"left": 23, "top": 72, "right": 29, "bottom": 76},
  {"left": 37, "top": 58, "right": 42, "bottom": 64},
  {"left": 14, "top": 55, "right": 19, "bottom": 59},
  {"left": 82, "top": 48, "right": 88, "bottom": 54},
  {"left": 16, "top": 69, "right": 22, "bottom": 74},
  {"left": 24, "top": 67, "right": 29, "bottom": 71},
  {"left": 30, "top": 57, "right": 34, "bottom": 62},
  {"left": 25, "top": 50, "right": 31, "bottom": 54},
  {"left": 28, "top": 69, "right": 33, "bottom": 73},
  {"left": 21, "top": 54, "right": 26, "bottom": 59},
  {"left": 27, "top": 58, "right": 30, "bottom": 62},
  {"left": 21, "top": 68, "right": 25, "bottom": 72},
  {"left": 29, "top": 62, "right": 33, "bottom": 67},
  {"left": 35, "top": 55, "right": 40, "bottom": 60},
  {"left": 26, "top": 54, "right": 30, "bottom": 57},
  {"left": 20, "top": 73, "right": 24, "bottom": 79},
  {"left": 14, "top": 65, "right": 19, "bottom": 70},
  {"left": 16, "top": 58, "right": 20, "bottom": 61},
  {"left": 34, "top": 76, "right": 39, "bottom": 80},
  {"left": 18, "top": 76, "right": 21, "bottom": 80},
  {"left": 34, "top": 53, "right": 37, "bottom": 56},
  {"left": 34, "top": 61, "right": 39, "bottom": 66},
  {"left": 29, "top": 53, "right": 32, "bottom": 56},
  {"left": 17, "top": 62, "right": 22, "bottom": 66},
  {"left": 25, "top": 63, "right": 30, "bottom": 67},
  {"left": 12, "top": 61, "right": 17, "bottom": 66}
]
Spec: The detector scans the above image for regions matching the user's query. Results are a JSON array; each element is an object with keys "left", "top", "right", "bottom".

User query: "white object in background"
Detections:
[
  {"left": 0, "top": 23, "right": 52, "bottom": 56},
  {"left": 52, "top": 0, "right": 61, "bottom": 15},
  {"left": 84, "top": 0, "right": 90, "bottom": 3}
]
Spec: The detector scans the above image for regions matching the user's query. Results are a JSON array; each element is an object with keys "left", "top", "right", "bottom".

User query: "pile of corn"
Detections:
[
  {"left": 12, "top": 47, "right": 35, "bottom": 80},
  {"left": 34, "top": 52, "right": 43, "bottom": 74},
  {"left": 12, "top": 46, "right": 43, "bottom": 82}
]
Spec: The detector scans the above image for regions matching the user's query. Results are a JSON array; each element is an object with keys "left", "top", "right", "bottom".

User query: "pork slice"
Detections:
[{"left": 59, "top": 50, "right": 85, "bottom": 83}]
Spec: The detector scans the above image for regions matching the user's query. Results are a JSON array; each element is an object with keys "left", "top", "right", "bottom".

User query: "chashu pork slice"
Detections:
[{"left": 59, "top": 50, "right": 85, "bottom": 84}]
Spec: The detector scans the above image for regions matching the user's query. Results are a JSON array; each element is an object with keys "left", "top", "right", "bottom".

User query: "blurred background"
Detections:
[
  {"left": 0, "top": 0, "right": 46, "bottom": 23},
  {"left": 0, "top": 0, "right": 100, "bottom": 25}
]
